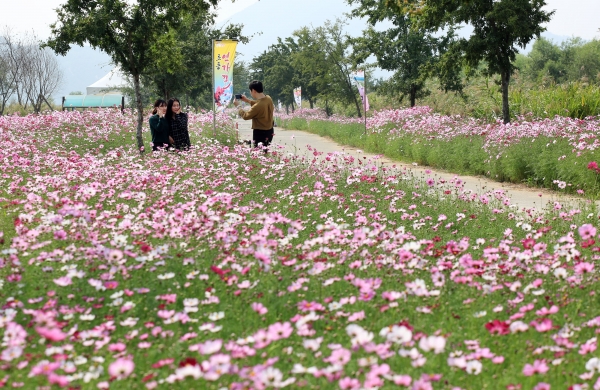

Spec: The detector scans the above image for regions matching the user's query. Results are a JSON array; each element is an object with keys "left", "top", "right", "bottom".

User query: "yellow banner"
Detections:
[{"left": 213, "top": 40, "right": 237, "bottom": 112}]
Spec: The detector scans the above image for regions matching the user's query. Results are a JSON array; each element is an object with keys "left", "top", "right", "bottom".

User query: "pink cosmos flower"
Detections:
[
  {"left": 197, "top": 339, "right": 223, "bottom": 355},
  {"left": 338, "top": 377, "right": 361, "bottom": 389},
  {"left": 267, "top": 322, "right": 293, "bottom": 341},
  {"left": 104, "top": 281, "right": 119, "bottom": 289},
  {"left": 578, "top": 224, "right": 597, "bottom": 240},
  {"left": 48, "top": 373, "right": 69, "bottom": 387},
  {"left": 579, "top": 342, "right": 597, "bottom": 355},
  {"left": 574, "top": 262, "right": 594, "bottom": 274},
  {"left": 53, "top": 230, "right": 67, "bottom": 240},
  {"left": 36, "top": 327, "right": 66, "bottom": 342},
  {"left": 253, "top": 329, "right": 271, "bottom": 349},
  {"left": 485, "top": 320, "right": 509, "bottom": 335},
  {"left": 523, "top": 359, "right": 549, "bottom": 376},
  {"left": 358, "top": 290, "right": 375, "bottom": 302},
  {"left": 108, "top": 343, "right": 127, "bottom": 352},
  {"left": 348, "top": 311, "right": 365, "bottom": 322},
  {"left": 533, "top": 383, "right": 551, "bottom": 390},
  {"left": 324, "top": 348, "right": 352, "bottom": 366},
  {"left": 53, "top": 276, "right": 72, "bottom": 286},
  {"left": 411, "top": 378, "right": 433, "bottom": 390},
  {"left": 251, "top": 302, "right": 268, "bottom": 315},
  {"left": 108, "top": 358, "right": 135, "bottom": 379},
  {"left": 30, "top": 361, "right": 61, "bottom": 376},
  {"left": 393, "top": 375, "right": 412, "bottom": 386},
  {"left": 297, "top": 300, "right": 325, "bottom": 312},
  {"left": 530, "top": 318, "right": 553, "bottom": 332},
  {"left": 535, "top": 306, "right": 559, "bottom": 316}
]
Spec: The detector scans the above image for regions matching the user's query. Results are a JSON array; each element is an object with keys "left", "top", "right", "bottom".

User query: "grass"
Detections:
[{"left": 277, "top": 115, "right": 600, "bottom": 197}]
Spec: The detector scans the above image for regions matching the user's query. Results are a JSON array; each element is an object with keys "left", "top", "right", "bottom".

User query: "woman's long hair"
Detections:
[
  {"left": 166, "top": 98, "right": 182, "bottom": 119},
  {"left": 152, "top": 99, "right": 167, "bottom": 115}
]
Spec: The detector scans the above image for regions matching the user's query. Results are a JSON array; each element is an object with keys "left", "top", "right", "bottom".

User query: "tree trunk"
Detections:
[
  {"left": 501, "top": 70, "right": 511, "bottom": 124},
  {"left": 308, "top": 98, "right": 314, "bottom": 109},
  {"left": 410, "top": 85, "right": 416, "bottom": 107},
  {"left": 354, "top": 95, "right": 362, "bottom": 118},
  {"left": 133, "top": 73, "right": 145, "bottom": 153}
]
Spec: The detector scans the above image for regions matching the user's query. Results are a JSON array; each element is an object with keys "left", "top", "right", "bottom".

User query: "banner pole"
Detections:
[
  {"left": 364, "top": 72, "right": 367, "bottom": 135},
  {"left": 212, "top": 39, "right": 216, "bottom": 138}
]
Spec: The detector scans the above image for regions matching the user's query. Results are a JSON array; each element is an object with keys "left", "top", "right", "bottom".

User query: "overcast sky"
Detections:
[
  {"left": 5, "top": 0, "right": 600, "bottom": 96},
  {"left": 7, "top": 0, "right": 600, "bottom": 43}
]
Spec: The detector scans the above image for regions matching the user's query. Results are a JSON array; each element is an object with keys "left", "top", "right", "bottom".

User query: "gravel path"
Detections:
[{"left": 235, "top": 119, "right": 592, "bottom": 212}]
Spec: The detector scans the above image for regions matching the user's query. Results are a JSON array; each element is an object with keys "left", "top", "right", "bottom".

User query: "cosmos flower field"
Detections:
[
  {"left": 277, "top": 107, "right": 600, "bottom": 196},
  {"left": 1, "top": 109, "right": 600, "bottom": 389}
]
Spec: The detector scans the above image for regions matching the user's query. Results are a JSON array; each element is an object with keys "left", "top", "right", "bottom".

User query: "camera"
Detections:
[{"left": 235, "top": 94, "right": 243, "bottom": 100}]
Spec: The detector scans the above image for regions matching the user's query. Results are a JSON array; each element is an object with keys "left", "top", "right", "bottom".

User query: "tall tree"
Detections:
[
  {"left": 46, "top": 0, "right": 218, "bottom": 152},
  {"left": 349, "top": 0, "right": 460, "bottom": 107},
  {"left": 313, "top": 19, "right": 364, "bottom": 117},
  {"left": 287, "top": 28, "right": 330, "bottom": 109},
  {"left": 143, "top": 18, "right": 249, "bottom": 108},
  {"left": 250, "top": 40, "right": 296, "bottom": 110},
  {"left": 394, "top": 0, "right": 553, "bottom": 123}
]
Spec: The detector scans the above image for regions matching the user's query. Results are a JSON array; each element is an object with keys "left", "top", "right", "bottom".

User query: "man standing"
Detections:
[{"left": 234, "top": 80, "right": 275, "bottom": 152}]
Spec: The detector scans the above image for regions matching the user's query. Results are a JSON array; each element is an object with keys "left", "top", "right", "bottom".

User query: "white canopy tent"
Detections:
[{"left": 86, "top": 68, "right": 127, "bottom": 95}]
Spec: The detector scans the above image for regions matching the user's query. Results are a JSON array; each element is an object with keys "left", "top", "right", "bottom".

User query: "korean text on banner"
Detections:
[
  {"left": 293, "top": 87, "right": 302, "bottom": 108},
  {"left": 351, "top": 70, "right": 369, "bottom": 112},
  {"left": 213, "top": 40, "right": 237, "bottom": 112}
]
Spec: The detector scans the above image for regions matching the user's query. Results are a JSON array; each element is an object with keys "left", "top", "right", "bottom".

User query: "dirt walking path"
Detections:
[{"left": 235, "top": 119, "right": 593, "bottom": 212}]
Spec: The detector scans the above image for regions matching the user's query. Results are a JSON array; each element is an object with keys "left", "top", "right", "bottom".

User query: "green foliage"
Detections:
[
  {"left": 396, "top": 0, "right": 554, "bottom": 123},
  {"left": 517, "top": 37, "right": 600, "bottom": 86},
  {"left": 251, "top": 38, "right": 296, "bottom": 110},
  {"left": 45, "top": 0, "right": 219, "bottom": 150},
  {"left": 418, "top": 75, "right": 600, "bottom": 121},
  {"left": 250, "top": 19, "right": 363, "bottom": 117},
  {"left": 142, "top": 19, "right": 250, "bottom": 109},
  {"left": 278, "top": 117, "right": 600, "bottom": 196},
  {"left": 347, "top": 0, "right": 461, "bottom": 107}
]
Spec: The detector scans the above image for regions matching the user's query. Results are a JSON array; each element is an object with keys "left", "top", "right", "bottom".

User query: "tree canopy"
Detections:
[
  {"left": 348, "top": 0, "right": 461, "bottom": 107},
  {"left": 46, "top": 0, "right": 218, "bottom": 151},
  {"left": 391, "top": 0, "right": 554, "bottom": 123}
]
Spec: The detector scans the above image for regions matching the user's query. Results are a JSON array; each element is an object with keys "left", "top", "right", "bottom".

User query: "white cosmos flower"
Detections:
[
  {"left": 157, "top": 272, "right": 175, "bottom": 280},
  {"left": 554, "top": 268, "right": 568, "bottom": 279},
  {"left": 418, "top": 335, "right": 446, "bottom": 354},
  {"left": 208, "top": 325, "right": 223, "bottom": 333},
  {"left": 302, "top": 337, "right": 323, "bottom": 352},
  {"left": 208, "top": 312, "right": 225, "bottom": 321},
  {"left": 465, "top": 360, "right": 482, "bottom": 375},
  {"left": 509, "top": 321, "right": 529, "bottom": 333},
  {"left": 586, "top": 357, "right": 600, "bottom": 373},
  {"left": 183, "top": 298, "right": 199, "bottom": 307},
  {"left": 384, "top": 325, "right": 412, "bottom": 345},
  {"left": 120, "top": 317, "right": 138, "bottom": 327}
]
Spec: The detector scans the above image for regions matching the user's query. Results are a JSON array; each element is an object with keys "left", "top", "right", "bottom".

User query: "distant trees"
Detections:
[
  {"left": 393, "top": 0, "right": 553, "bottom": 123},
  {"left": 250, "top": 19, "right": 364, "bottom": 117},
  {"left": 516, "top": 37, "right": 600, "bottom": 85},
  {"left": 0, "top": 29, "right": 63, "bottom": 115},
  {"left": 141, "top": 16, "right": 249, "bottom": 108},
  {"left": 348, "top": 0, "right": 461, "bottom": 107},
  {"left": 46, "top": 0, "right": 219, "bottom": 152}
]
